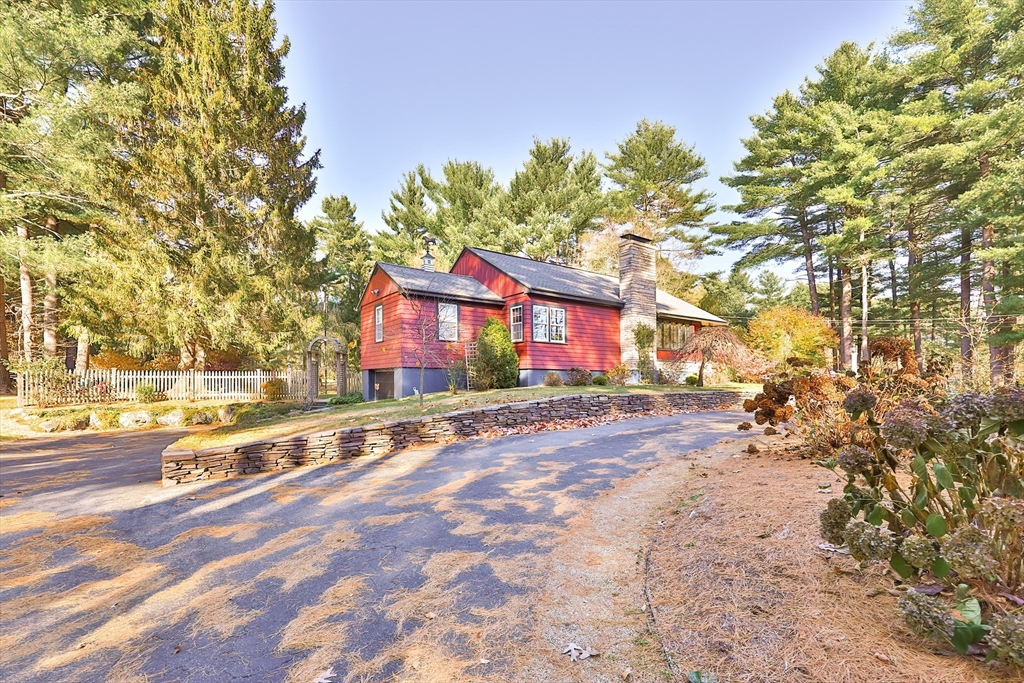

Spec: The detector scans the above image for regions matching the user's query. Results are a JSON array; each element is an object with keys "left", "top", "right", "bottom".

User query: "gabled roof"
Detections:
[
  {"left": 656, "top": 290, "right": 727, "bottom": 325},
  {"left": 463, "top": 247, "right": 623, "bottom": 306},
  {"left": 375, "top": 262, "right": 504, "bottom": 305},
  {"left": 462, "top": 247, "right": 726, "bottom": 324}
]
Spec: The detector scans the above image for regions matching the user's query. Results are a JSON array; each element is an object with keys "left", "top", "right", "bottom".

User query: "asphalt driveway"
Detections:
[{"left": 0, "top": 410, "right": 748, "bottom": 682}]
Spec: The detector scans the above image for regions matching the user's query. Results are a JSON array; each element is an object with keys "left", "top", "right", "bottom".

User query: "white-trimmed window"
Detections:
[
  {"left": 509, "top": 305, "right": 524, "bottom": 342},
  {"left": 374, "top": 304, "right": 384, "bottom": 342},
  {"left": 550, "top": 306, "right": 566, "bottom": 343},
  {"left": 438, "top": 303, "right": 458, "bottom": 341},
  {"left": 532, "top": 305, "right": 566, "bottom": 343}
]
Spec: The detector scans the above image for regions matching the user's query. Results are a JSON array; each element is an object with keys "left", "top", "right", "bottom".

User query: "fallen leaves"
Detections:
[
  {"left": 561, "top": 642, "right": 600, "bottom": 662},
  {"left": 311, "top": 667, "right": 336, "bottom": 683}
]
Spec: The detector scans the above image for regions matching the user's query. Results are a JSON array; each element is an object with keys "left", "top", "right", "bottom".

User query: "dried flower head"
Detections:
[
  {"left": 992, "top": 387, "right": 1024, "bottom": 422},
  {"left": 837, "top": 445, "right": 875, "bottom": 475},
  {"left": 737, "top": 421, "right": 752, "bottom": 431},
  {"left": 941, "top": 526, "right": 998, "bottom": 582},
  {"left": 940, "top": 392, "right": 993, "bottom": 430},
  {"left": 763, "top": 426, "right": 778, "bottom": 436},
  {"left": 899, "top": 591, "right": 954, "bottom": 641},
  {"left": 987, "top": 614, "right": 1024, "bottom": 667},
  {"left": 900, "top": 535, "right": 938, "bottom": 569},
  {"left": 819, "top": 498, "right": 853, "bottom": 546},
  {"left": 880, "top": 399, "right": 942, "bottom": 451},
  {"left": 843, "top": 520, "right": 895, "bottom": 562},
  {"left": 842, "top": 386, "right": 878, "bottom": 414},
  {"left": 982, "top": 497, "right": 1024, "bottom": 530}
]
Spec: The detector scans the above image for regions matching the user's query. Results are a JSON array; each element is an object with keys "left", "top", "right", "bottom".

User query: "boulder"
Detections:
[
  {"left": 38, "top": 419, "right": 61, "bottom": 433},
  {"left": 119, "top": 410, "right": 151, "bottom": 429},
  {"left": 217, "top": 407, "right": 235, "bottom": 424},
  {"left": 89, "top": 412, "right": 103, "bottom": 429},
  {"left": 157, "top": 409, "right": 186, "bottom": 427},
  {"left": 191, "top": 411, "right": 215, "bottom": 425}
]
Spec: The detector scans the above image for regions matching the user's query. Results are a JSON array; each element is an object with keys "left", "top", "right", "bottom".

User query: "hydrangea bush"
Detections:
[{"left": 748, "top": 346, "right": 1023, "bottom": 666}]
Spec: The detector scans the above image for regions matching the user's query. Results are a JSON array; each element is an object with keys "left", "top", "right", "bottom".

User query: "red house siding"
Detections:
[
  {"left": 514, "top": 295, "right": 621, "bottom": 372},
  {"left": 360, "top": 269, "right": 404, "bottom": 370},
  {"left": 360, "top": 268, "right": 504, "bottom": 370},
  {"left": 450, "top": 251, "right": 525, "bottom": 298},
  {"left": 396, "top": 297, "right": 502, "bottom": 369}
]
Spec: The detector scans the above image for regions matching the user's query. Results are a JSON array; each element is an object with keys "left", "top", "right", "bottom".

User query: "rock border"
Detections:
[{"left": 161, "top": 390, "right": 741, "bottom": 486}]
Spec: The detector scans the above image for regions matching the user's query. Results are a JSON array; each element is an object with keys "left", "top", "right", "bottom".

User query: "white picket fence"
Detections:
[{"left": 17, "top": 369, "right": 310, "bottom": 407}]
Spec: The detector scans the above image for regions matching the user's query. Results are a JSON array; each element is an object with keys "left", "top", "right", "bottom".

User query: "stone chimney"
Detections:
[{"left": 619, "top": 233, "right": 657, "bottom": 371}]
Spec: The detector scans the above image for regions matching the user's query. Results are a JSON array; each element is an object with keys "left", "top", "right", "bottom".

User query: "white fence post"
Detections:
[{"left": 16, "top": 367, "right": 328, "bottom": 407}]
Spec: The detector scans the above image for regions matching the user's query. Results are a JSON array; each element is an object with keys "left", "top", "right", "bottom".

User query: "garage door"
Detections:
[{"left": 373, "top": 371, "right": 394, "bottom": 400}]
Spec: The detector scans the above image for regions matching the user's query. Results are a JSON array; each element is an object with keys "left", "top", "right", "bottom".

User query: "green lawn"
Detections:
[{"left": 170, "top": 383, "right": 757, "bottom": 452}]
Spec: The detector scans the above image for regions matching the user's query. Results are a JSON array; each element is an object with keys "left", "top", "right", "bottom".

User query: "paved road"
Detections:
[{"left": 0, "top": 411, "right": 748, "bottom": 682}]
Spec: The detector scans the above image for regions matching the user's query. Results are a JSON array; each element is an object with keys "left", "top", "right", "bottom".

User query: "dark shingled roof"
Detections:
[
  {"left": 465, "top": 247, "right": 623, "bottom": 305},
  {"left": 376, "top": 262, "right": 503, "bottom": 304}
]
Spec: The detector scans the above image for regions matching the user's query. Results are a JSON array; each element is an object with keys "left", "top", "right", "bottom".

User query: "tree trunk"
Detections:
[
  {"left": 75, "top": 329, "right": 91, "bottom": 373},
  {"left": 419, "top": 362, "right": 425, "bottom": 408},
  {"left": 180, "top": 342, "right": 196, "bottom": 370},
  {"left": 860, "top": 261, "right": 870, "bottom": 367},
  {"left": 997, "top": 261, "right": 1015, "bottom": 384},
  {"left": 18, "top": 222, "right": 33, "bottom": 362},
  {"left": 697, "top": 357, "right": 707, "bottom": 387},
  {"left": 839, "top": 266, "right": 853, "bottom": 371},
  {"left": 979, "top": 153, "right": 1005, "bottom": 386},
  {"left": 960, "top": 225, "right": 973, "bottom": 380},
  {"left": 42, "top": 216, "right": 60, "bottom": 358},
  {"left": 799, "top": 216, "right": 820, "bottom": 315},
  {"left": 0, "top": 171, "right": 9, "bottom": 392},
  {"left": 0, "top": 272, "right": 11, "bottom": 393},
  {"left": 907, "top": 216, "right": 922, "bottom": 368}
]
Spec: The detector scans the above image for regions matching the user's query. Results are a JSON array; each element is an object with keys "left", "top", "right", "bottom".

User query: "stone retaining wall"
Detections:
[{"left": 161, "top": 390, "right": 741, "bottom": 486}]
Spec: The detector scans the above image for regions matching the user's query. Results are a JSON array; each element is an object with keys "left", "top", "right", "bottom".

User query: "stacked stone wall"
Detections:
[{"left": 161, "top": 390, "right": 740, "bottom": 486}]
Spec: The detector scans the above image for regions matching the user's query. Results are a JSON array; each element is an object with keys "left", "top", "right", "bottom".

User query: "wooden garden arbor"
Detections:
[{"left": 306, "top": 336, "right": 348, "bottom": 406}]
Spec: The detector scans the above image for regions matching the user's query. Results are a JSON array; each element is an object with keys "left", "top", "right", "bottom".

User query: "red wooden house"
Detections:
[{"left": 359, "top": 234, "right": 725, "bottom": 400}]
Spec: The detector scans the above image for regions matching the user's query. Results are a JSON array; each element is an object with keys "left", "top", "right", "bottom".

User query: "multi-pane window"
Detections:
[
  {"left": 549, "top": 307, "right": 565, "bottom": 342},
  {"left": 437, "top": 303, "right": 459, "bottom": 341},
  {"left": 657, "top": 321, "right": 693, "bottom": 350},
  {"left": 532, "top": 305, "right": 548, "bottom": 342},
  {"left": 374, "top": 304, "right": 384, "bottom": 342},
  {"left": 532, "top": 305, "right": 566, "bottom": 343},
  {"left": 509, "top": 305, "right": 524, "bottom": 342}
]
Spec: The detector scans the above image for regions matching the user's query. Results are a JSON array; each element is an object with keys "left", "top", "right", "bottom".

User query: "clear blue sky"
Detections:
[{"left": 275, "top": 0, "right": 913, "bottom": 276}]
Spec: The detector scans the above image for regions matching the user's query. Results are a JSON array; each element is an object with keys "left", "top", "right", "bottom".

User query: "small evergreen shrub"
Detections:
[
  {"left": 685, "top": 374, "right": 699, "bottom": 386},
  {"left": 328, "top": 392, "right": 363, "bottom": 406},
  {"left": 135, "top": 383, "right": 158, "bottom": 403},
  {"left": 476, "top": 317, "right": 519, "bottom": 389},
  {"left": 261, "top": 378, "right": 287, "bottom": 401},
  {"left": 634, "top": 323, "right": 656, "bottom": 383},
  {"left": 566, "top": 367, "right": 592, "bottom": 386},
  {"left": 543, "top": 371, "right": 564, "bottom": 387},
  {"left": 592, "top": 375, "right": 609, "bottom": 386}
]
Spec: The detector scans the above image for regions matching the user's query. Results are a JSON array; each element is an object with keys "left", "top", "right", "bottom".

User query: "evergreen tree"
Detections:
[
  {"left": 107, "top": 0, "right": 320, "bottom": 366},
  {"left": 1, "top": 0, "right": 147, "bottom": 365},
  {"left": 420, "top": 160, "right": 513, "bottom": 266},
  {"left": 507, "top": 138, "right": 604, "bottom": 264},
  {"left": 604, "top": 119, "right": 716, "bottom": 255},
  {"left": 750, "top": 271, "right": 788, "bottom": 312},
  {"left": 311, "top": 195, "right": 372, "bottom": 328},
  {"left": 376, "top": 170, "right": 431, "bottom": 267}
]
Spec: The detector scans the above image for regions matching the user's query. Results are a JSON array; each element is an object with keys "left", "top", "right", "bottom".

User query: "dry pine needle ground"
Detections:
[{"left": 646, "top": 439, "right": 1022, "bottom": 683}]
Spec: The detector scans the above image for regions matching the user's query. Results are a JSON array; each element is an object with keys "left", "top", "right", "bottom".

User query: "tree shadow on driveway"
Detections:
[{"left": 0, "top": 410, "right": 749, "bottom": 682}]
